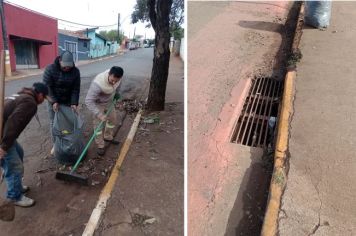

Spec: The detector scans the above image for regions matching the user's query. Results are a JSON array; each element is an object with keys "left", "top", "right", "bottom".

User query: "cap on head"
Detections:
[
  {"left": 33, "top": 82, "right": 49, "bottom": 96},
  {"left": 60, "top": 51, "right": 74, "bottom": 67}
]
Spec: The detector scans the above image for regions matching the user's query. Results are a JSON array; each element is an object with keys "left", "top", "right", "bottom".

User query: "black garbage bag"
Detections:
[{"left": 52, "top": 106, "right": 85, "bottom": 165}]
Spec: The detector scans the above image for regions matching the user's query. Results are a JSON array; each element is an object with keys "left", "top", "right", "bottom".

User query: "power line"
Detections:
[
  {"left": 121, "top": 14, "right": 131, "bottom": 25},
  {"left": 58, "top": 22, "right": 87, "bottom": 30},
  {"left": 5, "top": 0, "right": 117, "bottom": 28},
  {"left": 58, "top": 19, "right": 116, "bottom": 28},
  {"left": 5, "top": 0, "right": 140, "bottom": 36},
  {"left": 58, "top": 23, "right": 118, "bottom": 34}
]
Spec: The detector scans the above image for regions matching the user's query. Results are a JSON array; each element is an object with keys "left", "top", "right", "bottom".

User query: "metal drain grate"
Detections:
[{"left": 231, "top": 77, "right": 283, "bottom": 147}]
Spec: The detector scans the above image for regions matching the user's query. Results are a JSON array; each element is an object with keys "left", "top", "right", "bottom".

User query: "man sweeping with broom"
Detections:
[
  {"left": 0, "top": 82, "right": 49, "bottom": 208},
  {"left": 55, "top": 67, "right": 123, "bottom": 185},
  {"left": 85, "top": 66, "right": 123, "bottom": 156}
]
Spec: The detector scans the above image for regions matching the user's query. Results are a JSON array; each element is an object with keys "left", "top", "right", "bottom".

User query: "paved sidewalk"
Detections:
[
  {"left": 279, "top": 2, "right": 356, "bottom": 235},
  {"left": 188, "top": 1, "right": 292, "bottom": 235}
]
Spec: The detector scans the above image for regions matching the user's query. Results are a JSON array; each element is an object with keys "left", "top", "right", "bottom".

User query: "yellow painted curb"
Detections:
[
  {"left": 261, "top": 71, "right": 295, "bottom": 236},
  {"left": 261, "top": 2, "right": 304, "bottom": 234},
  {"left": 82, "top": 109, "right": 143, "bottom": 236}
]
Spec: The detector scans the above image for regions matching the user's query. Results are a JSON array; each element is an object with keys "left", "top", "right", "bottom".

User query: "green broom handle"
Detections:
[{"left": 71, "top": 99, "right": 117, "bottom": 173}]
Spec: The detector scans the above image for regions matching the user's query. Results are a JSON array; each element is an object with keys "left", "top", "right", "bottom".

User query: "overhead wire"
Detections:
[{"left": 5, "top": 0, "right": 117, "bottom": 28}]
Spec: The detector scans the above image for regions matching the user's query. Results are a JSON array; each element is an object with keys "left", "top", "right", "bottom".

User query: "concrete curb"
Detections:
[
  {"left": 82, "top": 109, "right": 143, "bottom": 236},
  {"left": 5, "top": 71, "right": 44, "bottom": 82},
  {"left": 4, "top": 54, "right": 121, "bottom": 82},
  {"left": 261, "top": 3, "right": 304, "bottom": 235},
  {"left": 261, "top": 70, "right": 295, "bottom": 236}
]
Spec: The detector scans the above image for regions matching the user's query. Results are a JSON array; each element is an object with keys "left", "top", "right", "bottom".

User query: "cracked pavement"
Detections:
[{"left": 278, "top": 2, "right": 356, "bottom": 235}]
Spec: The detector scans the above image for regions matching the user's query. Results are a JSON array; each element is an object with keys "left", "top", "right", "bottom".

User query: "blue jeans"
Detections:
[{"left": 0, "top": 141, "right": 24, "bottom": 201}]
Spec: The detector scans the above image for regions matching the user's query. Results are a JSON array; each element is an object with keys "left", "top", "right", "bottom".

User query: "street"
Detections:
[
  {"left": 4, "top": 48, "right": 153, "bottom": 96},
  {"left": 0, "top": 48, "right": 175, "bottom": 236}
]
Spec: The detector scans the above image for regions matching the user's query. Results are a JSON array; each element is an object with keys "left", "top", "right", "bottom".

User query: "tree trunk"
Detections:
[{"left": 146, "top": 0, "right": 172, "bottom": 111}]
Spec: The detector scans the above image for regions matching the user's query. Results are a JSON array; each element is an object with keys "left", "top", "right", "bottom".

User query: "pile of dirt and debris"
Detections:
[{"left": 122, "top": 100, "right": 145, "bottom": 114}]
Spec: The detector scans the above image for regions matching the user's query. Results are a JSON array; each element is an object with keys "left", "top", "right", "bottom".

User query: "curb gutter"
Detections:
[
  {"left": 261, "top": 70, "right": 295, "bottom": 236},
  {"left": 261, "top": 2, "right": 304, "bottom": 235}
]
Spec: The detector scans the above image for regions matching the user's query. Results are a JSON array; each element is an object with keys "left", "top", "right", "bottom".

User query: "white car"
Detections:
[{"left": 129, "top": 43, "right": 136, "bottom": 50}]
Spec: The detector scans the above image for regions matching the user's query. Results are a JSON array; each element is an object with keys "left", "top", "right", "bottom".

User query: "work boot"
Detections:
[
  {"left": 13, "top": 195, "right": 35, "bottom": 207},
  {"left": 22, "top": 185, "right": 30, "bottom": 193},
  {"left": 97, "top": 148, "right": 106, "bottom": 156},
  {"left": 104, "top": 138, "right": 120, "bottom": 145}
]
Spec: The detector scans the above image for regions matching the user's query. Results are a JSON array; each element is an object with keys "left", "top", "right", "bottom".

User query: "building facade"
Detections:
[
  {"left": 58, "top": 29, "right": 91, "bottom": 61},
  {"left": 0, "top": 2, "right": 57, "bottom": 71},
  {"left": 76, "top": 28, "right": 119, "bottom": 59}
]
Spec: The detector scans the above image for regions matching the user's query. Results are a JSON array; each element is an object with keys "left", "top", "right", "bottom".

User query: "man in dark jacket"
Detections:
[
  {"left": 0, "top": 82, "right": 49, "bottom": 207},
  {"left": 43, "top": 51, "right": 81, "bottom": 154}
]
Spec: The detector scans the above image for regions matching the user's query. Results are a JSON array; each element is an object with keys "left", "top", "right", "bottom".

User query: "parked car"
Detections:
[
  {"left": 129, "top": 42, "right": 139, "bottom": 50},
  {"left": 129, "top": 43, "right": 136, "bottom": 50},
  {"left": 144, "top": 43, "right": 150, "bottom": 48}
]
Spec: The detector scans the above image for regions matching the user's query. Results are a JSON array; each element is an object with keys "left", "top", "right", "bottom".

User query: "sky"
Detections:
[{"left": 6, "top": 0, "right": 155, "bottom": 39}]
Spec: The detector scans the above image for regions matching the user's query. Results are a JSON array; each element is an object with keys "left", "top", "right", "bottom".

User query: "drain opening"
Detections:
[{"left": 231, "top": 77, "right": 283, "bottom": 147}]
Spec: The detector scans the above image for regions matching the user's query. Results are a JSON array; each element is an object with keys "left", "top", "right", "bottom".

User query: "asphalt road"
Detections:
[{"left": 5, "top": 48, "right": 153, "bottom": 97}]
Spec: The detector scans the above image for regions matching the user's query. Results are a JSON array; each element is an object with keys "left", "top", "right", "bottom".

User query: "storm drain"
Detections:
[{"left": 231, "top": 77, "right": 283, "bottom": 147}]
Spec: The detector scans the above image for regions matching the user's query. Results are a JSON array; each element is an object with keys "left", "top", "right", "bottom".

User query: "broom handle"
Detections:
[{"left": 71, "top": 99, "right": 117, "bottom": 173}]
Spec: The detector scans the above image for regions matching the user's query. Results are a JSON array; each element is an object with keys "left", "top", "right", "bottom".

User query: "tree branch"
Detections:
[{"left": 147, "top": 0, "right": 157, "bottom": 31}]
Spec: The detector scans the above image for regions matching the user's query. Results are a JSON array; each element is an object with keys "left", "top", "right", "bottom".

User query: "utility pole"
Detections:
[
  {"left": 117, "top": 13, "right": 120, "bottom": 42},
  {"left": 0, "top": 0, "right": 11, "bottom": 77},
  {"left": 0, "top": 0, "right": 7, "bottom": 136},
  {"left": 0, "top": 1, "right": 13, "bottom": 218},
  {"left": 0, "top": 1, "right": 14, "bottom": 218}
]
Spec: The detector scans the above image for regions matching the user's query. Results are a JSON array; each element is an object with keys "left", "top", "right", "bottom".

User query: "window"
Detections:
[{"left": 83, "top": 42, "right": 87, "bottom": 48}]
